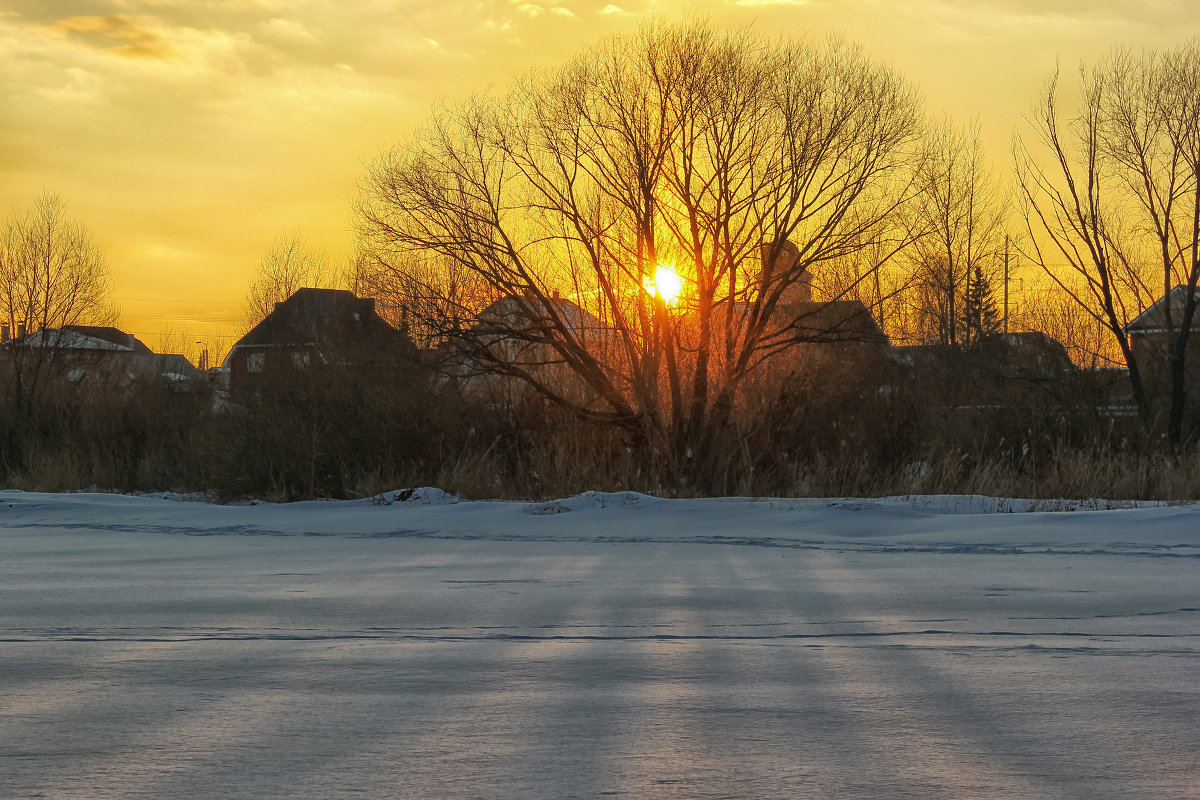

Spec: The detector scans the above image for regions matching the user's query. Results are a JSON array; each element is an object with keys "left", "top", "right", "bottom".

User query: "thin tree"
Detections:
[
  {"left": 243, "top": 230, "right": 334, "bottom": 328},
  {"left": 909, "top": 120, "right": 1007, "bottom": 347},
  {"left": 355, "top": 20, "right": 923, "bottom": 483}
]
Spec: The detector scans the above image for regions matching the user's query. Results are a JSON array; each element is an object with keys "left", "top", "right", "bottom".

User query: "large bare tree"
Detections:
[
  {"left": 356, "top": 20, "right": 923, "bottom": 478},
  {"left": 1016, "top": 42, "right": 1200, "bottom": 444},
  {"left": 0, "top": 193, "right": 115, "bottom": 410}
]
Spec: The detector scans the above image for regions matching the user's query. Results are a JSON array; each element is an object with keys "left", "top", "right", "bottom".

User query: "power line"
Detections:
[{"left": 119, "top": 297, "right": 239, "bottom": 304}]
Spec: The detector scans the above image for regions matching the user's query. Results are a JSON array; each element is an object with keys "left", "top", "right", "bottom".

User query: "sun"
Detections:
[{"left": 643, "top": 264, "right": 685, "bottom": 306}]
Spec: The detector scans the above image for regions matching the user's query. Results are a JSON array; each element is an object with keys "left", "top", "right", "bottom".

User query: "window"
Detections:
[
  {"left": 246, "top": 352, "right": 265, "bottom": 373},
  {"left": 291, "top": 352, "right": 310, "bottom": 370}
]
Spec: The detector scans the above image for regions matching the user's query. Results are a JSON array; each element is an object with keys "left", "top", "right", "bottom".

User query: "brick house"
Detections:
[
  {"left": 1125, "top": 285, "right": 1200, "bottom": 367},
  {"left": 224, "top": 288, "right": 417, "bottom": 403}
]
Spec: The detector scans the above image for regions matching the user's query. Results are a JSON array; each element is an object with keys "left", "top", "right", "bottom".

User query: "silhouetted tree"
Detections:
[
  {"left": 1016, "top": 42, "right": 1200, "bottom": 444},
  {"left": 963, "top": 264, "right": 1001, "bottom": 344},
  {"left": 909, "top": 120, "right": 1006, "bottom": 347},
  {"left": 243, "top": 230, "right": 335, "bottom": 328},
  {"left": 0, "top": 192, "right": 116, "bottom": 413},
  {"left": 356, "top": 20, "right": 924, "bottom": 483}
]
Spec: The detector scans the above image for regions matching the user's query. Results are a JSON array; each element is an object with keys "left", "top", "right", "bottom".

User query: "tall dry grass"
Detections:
[{"left": 2, "top": 355, "right": 1199, "bottom": 503}]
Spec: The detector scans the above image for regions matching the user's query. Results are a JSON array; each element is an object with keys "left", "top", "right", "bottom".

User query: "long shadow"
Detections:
[{"left": 780, "top": 549, "right": 1199, "bottom": 798}]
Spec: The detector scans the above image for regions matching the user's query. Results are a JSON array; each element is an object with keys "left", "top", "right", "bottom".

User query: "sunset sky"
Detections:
[{"left": 3, "top": 0, "right": 1198, "bottom": 357}]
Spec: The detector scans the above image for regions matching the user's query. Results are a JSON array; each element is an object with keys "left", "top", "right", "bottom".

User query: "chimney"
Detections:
[
  {"left": 1, "top": 324, "right": 9, "bottom": 341},
  {"left": 128, "top": 333, "right": 135, "bottom": 350},
  {"left": 17, "top": 322, "right": 26, "bottom": 339}
]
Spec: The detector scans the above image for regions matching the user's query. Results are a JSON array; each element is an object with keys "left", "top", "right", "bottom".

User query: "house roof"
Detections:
[
  {"left": 475, "top": 294, "right": 609, "bottom": 341},
  {"left": 780, "top": 299, "right": 888, "bottom": 344},
  {"left": 891, "top": 331, "right": 1074, "bottom": 373},
  {"left": 225, "top": 287, "right": 412, "bottom": 366},
  {"left": 65, "top": 325, "right": 153, "bottom": 353},
  {"left": 974, "top": 331, "right": 1074, "bottom": 371},
  {"left": 13, "top": 325, "right": 151, "bottom": 352},
  {"left": 1125, "top": 285, "right": 1200, "bottom": 334},
  {"left": 473, "top": 294, "right": 887, "bottom": 353}
]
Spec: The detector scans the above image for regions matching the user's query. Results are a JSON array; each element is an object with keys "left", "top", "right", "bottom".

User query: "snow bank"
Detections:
[{"left": 1, "top": 488, "right": 1197, "bottom": 557}]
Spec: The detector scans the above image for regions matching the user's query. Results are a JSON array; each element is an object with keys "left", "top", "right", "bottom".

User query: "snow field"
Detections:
[{"left": 1, "top": 491, "right": 1197, "bottom": 798}]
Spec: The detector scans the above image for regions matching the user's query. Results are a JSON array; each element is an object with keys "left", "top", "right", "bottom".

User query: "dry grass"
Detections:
[{"left": 4, "top": 370, "right": 1200, "bottom": 503}]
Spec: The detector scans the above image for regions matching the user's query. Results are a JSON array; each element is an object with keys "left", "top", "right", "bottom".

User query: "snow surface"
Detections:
[{"left": 1, "top": 490, "right": 1198, "bottom": 798}]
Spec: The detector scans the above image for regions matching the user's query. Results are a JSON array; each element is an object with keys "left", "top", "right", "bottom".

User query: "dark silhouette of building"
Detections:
[{"left": 224, "top": 288, "right": 417, "bottom": 402}]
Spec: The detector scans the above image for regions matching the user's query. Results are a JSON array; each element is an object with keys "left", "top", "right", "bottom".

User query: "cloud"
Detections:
[
  {"left": 258, "top": 17, "right": 316, "bottom": 43},
  {"left": 49, "top": 14, "right": 176, "bottom": 59},
  {"left": 35, "top": 65, "right": 104, "bottom": 104},
  {"left": 599, "top": 4, "right": 628, "bottom": 14},
  {"left": 508, "top": 2, "right": 578, "bottom": 21}
]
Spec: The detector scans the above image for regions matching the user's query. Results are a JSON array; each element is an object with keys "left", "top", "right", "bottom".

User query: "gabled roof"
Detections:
[
  {"left": 225, "top": 287, "right": 411, "bottom": 366},
  {"left": 781, "top": 299, "right": 888, "bottom": 344},
  {"left": 475, "top": 294, "right": 609, "bottom": 341},
  {"left": 64, "top": 325, "right": 153, "bottom": 353},
  {"left": 13, "top": 325, "right": 151, "bottom": 352},
  {"left": 891, "top": 330, "right": 1074, "bottom": 373},
  {"left": 1125, "top": 285, "right": 1200, "bottom": 334},
  {"left": 974, "top": 331, "right": 1074, "bottom": 372},
  {"left": 131, "top": 353, "right": 203, "bottom": 380}
]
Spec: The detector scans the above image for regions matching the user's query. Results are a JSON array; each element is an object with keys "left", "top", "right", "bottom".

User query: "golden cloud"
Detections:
[{"left": 49, "top": 15, "right": 176, "bottom": 60}]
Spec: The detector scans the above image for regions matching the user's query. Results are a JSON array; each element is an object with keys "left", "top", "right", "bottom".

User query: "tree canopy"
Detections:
[{"left": 356, "top": 19, "right": 924, "bottom": 477}]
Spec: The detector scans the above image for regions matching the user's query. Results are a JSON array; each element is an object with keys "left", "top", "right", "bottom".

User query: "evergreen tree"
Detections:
[{"left": 963, "top": 265, "right": 1000, "bottom": 345}]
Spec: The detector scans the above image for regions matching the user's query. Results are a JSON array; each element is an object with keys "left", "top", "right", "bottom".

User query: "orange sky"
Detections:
[{"left": 3, "top": 1, "right": 1198, "bottom": 361}]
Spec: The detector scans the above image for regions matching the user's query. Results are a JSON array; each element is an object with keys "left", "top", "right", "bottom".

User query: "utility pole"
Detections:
[{"left": 1003, "top": 234, "right": 1010, "bottom": 335}]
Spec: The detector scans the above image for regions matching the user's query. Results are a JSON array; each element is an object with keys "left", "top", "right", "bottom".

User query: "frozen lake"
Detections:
[{"left": 2, "top": 491, "right": 1198, "bottom": 798}]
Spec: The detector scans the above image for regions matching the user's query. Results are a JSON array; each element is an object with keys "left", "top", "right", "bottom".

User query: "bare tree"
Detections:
[
  {"left": 0, "top": 193, "right": 116, "bottom": 410},
  {"left": 808, "top": 212, "right": 922, "bottom": 344},
  {"left": 1016, "top": 42, "right": 1200, "bottom": 443},
  {"left": 355, "top": 20, "right": 923, "bottom": 481},
  {"left": 1016, "top": 68, "right": 1149, "bottom": 418},
  {"left": 243, "top": 230, "right": 335, "bottom": 328},
  {"left": 908, "top": 120, "right": 1008, "bottom": 347},
  {"left": 1022, "top": 286, "right": 1121, "bottom": 368}
]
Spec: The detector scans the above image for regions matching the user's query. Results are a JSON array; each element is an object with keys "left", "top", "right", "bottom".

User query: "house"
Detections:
[
  {"left": 457, "top": 292, "right": 618, "bottom": 410},
  {"left": 778, "top": 299, "right": 889, "bottom": 347},
  {"left": 0, "top": 324, "right": 203, "bottom": 390},
  {"left": 891, "top": 330, "right": 1075, "bottom": 408},
  {"left": 469, "top": 294, "right": 613, "bottom": 360},
  {"left": 224, "top": 287, "right": 417, "bottom": 403},
  {"left": 751, "top": 240, "right": 890, "bottom": 378},
  {"left": 974, "top": 331, "right": 1074, "bottom": 374},
  {"left": 1125, "top": 284, "right": 1200, "bottom": 367}
]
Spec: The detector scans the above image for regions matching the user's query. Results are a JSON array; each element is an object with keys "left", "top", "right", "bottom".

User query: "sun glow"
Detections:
[{"left": 643, "top": 264, "right": 685, "bottom": 306}]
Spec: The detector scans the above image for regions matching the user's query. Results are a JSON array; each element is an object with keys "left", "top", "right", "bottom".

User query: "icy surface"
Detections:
[{"left": 1, "top": 490, "right": 1198, "bottom": 798}]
